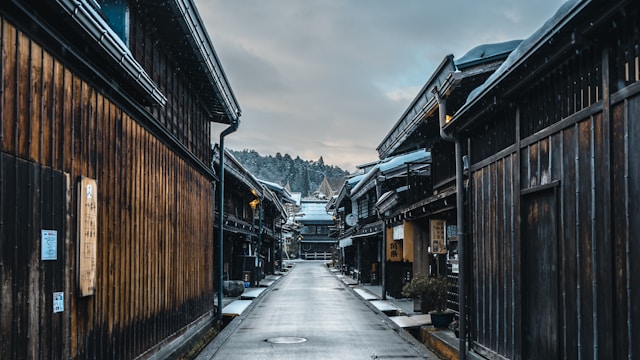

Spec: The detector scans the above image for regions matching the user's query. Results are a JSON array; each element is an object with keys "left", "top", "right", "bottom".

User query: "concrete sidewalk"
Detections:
[
  {"left": 332, "top": 268, "right": 464, "bottom": 360},
  {"left": 362, "top": 284, "right": 419, "bottom": 316},
  {"left": 332, "top": 269, "right": 418, "bottom": 317}
]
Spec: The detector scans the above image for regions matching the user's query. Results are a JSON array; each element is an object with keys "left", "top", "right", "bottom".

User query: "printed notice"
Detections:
[
  {"left": 41, "top": 230, "right": 58, "bottom": 260},
  {"left": 53, "top": 292, "right": 64, "bottom": 313}
]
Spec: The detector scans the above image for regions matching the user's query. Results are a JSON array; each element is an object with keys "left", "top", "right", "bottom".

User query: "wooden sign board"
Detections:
[
  {"left": 430, "top": 219, "right": 447, "bottom": 254},
  {"left": 77, "top": 177, "right": 98, "bottom": 297},
  {"left": 387, "top": 238, "right": 403, "bottom": 261}
]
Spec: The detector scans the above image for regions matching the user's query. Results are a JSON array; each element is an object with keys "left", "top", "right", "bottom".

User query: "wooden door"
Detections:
[
  {"left": 521, "top": 188, "right": 559, "bottom": 359},
  {"left": 1, "top": 154, "right": 70, "bottom": 358}
]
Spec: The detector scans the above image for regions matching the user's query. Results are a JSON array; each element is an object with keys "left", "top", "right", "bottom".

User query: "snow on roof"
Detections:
[
  {"left": 350, "top": 149, "right": 430, "bottom": 196},
  {"left": 298, "top": 200, "right": 334, "bottom": 223},
  {"left": 377, "top": 149, "right": 430, "bottom": 174},
  {"left": 287, "top": 192, "right": 302, "bottom": 206},
  {"left": 347, "top": 174, "right": 365, "bottom": 187},
  {"left": 457, "top": 0, "right": 580, "bottom": 117},
  {"left": 259, "top": 179, "right": 282, "bottom": 189},
  {"left": 454, "top": 40, "right": 523, "bottom": 70},
  {"left": 259, "top": 179, "right": 297, "bottom": 204}
]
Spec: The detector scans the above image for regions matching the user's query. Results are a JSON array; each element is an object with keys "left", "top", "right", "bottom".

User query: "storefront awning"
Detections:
[
  {"left": 351, "top": 231, "right": 382, "bottom": 240},
  {"left": 339, "top": 237, "right": 352, "bottom": 247}
]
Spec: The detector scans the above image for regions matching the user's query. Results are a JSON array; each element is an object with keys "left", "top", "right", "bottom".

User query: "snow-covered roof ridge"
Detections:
[
  {"left": 454, "top": 39, "right": 523, "bottom": 70},
  {"left": 350, "top": 149, "right": 430, "bottom": 197},
  {"left": 298, "top": 199, "right": 333, "bottom": 223},
  {"left": 259, "top": 179, "right": 296, "bottom": 205},
  {"left": 377, "top": 148, "right": 430, "bottom": 174},
  {"left": 456, "top": 0, "right": 581, "bottom": 118}
]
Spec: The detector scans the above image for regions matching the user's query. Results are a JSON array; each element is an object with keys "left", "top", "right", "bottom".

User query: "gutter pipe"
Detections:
[
  {"left": 433, "top": 86, "right": 467, "bottom": 360},
  {"left": 257, "top": 195, "right": 263, "bottom": 287},
  {"left": 56, "top": 0, "right": 167, "bottom": 106},
  {"left": 217, "top": 120, "right": 239, "bottom": 323}
]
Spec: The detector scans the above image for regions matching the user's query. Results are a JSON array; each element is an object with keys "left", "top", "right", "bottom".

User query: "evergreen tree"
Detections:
[{"left": 228, "top": 149, "right": 349, "bottom": 197}]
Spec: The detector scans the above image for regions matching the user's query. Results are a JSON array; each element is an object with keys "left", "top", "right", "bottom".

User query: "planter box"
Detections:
[{"left": 430, "top": 311, "right": 454, "bottom": 328}]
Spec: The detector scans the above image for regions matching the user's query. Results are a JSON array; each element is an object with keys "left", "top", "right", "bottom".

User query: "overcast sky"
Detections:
[{"left": 198, "top": 0, "right": 567, "bottom": 173}]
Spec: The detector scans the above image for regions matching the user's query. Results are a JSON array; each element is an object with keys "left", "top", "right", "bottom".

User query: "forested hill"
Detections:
[{"left": 228, "top": 149, "right": 350, "bottom": 197}]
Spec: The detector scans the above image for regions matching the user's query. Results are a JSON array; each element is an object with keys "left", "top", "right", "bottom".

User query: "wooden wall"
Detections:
[
  {"left": 470, "top": 152, "right": 517, "bottom": 358},
  {"left": 1, "top": 15, "right": 215, "bottom": 359},
  {"left": 466, "top": 4, "right": 640, "bottom": 359},
  {"left": 129, "top": 7, "right": 212, "bottom": 165}
]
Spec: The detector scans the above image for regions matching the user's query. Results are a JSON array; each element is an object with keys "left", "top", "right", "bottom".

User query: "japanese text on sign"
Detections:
[
  {"left": 78, "top": 177, "right": 98, "bottom": 297},
  {"left": 430, "top": 219, "right": 447, "bottom": 254}
]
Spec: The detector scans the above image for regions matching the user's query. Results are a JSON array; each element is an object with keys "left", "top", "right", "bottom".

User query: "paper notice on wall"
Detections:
[
  {"left": 53, "top": 292, "right": 64, "bottom": 313},
  {"left": 41, "top": 230, "right": 58, "bottom": 260}
]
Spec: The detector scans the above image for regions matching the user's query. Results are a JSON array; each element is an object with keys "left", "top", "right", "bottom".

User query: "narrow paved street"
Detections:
[{"left": 197, "top": 261, "right": 435, "bottom": 359}]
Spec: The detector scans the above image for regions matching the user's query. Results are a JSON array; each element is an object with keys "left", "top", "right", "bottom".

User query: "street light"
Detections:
[{"left": 249, "top": 196, "right": 263, "bottom": 286}]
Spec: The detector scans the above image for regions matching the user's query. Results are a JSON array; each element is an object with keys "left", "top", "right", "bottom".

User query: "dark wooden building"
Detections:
[
  {"left": 215, "top": 148, "right": 286, "bottom": 286},
  {"left": 0, "top": 0, "right": 239, "bottom": 358},
  {"left": 331, "top": 150, "right": 430, "bottom": 292},
  {"left": 376, "top": 40, "right": 520, "bottom": 315},
  {"left": 331, "top": 174, "right": 362, "bottom": 273},
  {"left": 444, "top": 1, "right": 640, "bottom": 358},
  {"left": 296, "top": 199, "right": 335, "bottom": 260}
]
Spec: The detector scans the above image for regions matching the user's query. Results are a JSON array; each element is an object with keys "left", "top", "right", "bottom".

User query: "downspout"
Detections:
[
  {"left": 257, "top": 195, "right": 263, "bottom": 287},
  {"left": 217, "top": 120, "right": 239, "bottom": 324},
  {"left": 374, "top": 178, "right": 386, "bottom": 300},
  {"left": 278, "top": 196, "right": 284, "bottom": 272},
  {"left": 381, "top": 221, "right": 387, "bottom": 300},
  {"left": 433, "top": 86, "right": 467, "bottom": 360},
  {"left": 377, "top": 206, "right": 387, "bottom": 300}
]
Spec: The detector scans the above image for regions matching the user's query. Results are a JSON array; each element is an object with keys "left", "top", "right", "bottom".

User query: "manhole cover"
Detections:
[{"left": 266, "top": 337, "right": 307, "bottom": 344}]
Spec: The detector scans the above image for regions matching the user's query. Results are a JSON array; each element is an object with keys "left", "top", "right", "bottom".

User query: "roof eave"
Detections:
[
  {"left": 170, "top": 0, "right": 241, "bottom": 124},
  {"left": 377, "top": 55, "right": 465, "bottom": 158},
  {"left": 448, "top": 0, "right": 591, "bottom": 134}
]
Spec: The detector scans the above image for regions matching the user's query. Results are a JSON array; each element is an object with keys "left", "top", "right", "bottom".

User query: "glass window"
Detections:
[
  {"left": 316, "top": 225, "right": 329, "bottom": 235},
  {"left": 301, "top": 226, "right": 315, "bottom": 235},
  {"left": 98, "top": 0, "right": 130, "bottom": 45}
]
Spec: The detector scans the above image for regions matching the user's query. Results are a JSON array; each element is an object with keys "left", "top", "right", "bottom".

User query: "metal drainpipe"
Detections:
[
  {"left": 433, "top": 87, "right": 466, "bottom": 360},
  {"left": 217, "top": 120, "right": 239, "bottom": 324},
  {"left": 257, "top": 196, "right": 263, "bottom": 287},
  {"left": 279, "top": 196, "right": 284, "bottom": 272}
]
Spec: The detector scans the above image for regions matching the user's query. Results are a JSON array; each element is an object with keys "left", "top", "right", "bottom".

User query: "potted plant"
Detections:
[
  {"left": 401, "top": 273, "right": 431, "bottom": 313},
  {"left": 402, "top": 274, "right": 454, "bottom": 328}
]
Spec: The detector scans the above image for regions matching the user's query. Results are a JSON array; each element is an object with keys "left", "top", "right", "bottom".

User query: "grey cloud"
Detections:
[{"left": 201, "top": 0, "right": 566, "bottom": 171}]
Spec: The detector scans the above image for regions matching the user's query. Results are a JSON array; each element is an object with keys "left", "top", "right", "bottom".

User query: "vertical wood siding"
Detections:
[
  {"left": 467, "top": 6, "right": 640, "bottom": 359},
  {"left": 471, "top": 153, "right": 517, "bottom": 357},
  {"left": 129, "top": 9, "right": 211, "bottom": 166},
  {"left": 0, "top": 154, "right": 71, "bottom": 359},
  {"left": 1, "top": 16, "right": 214, "bottom": 359}
]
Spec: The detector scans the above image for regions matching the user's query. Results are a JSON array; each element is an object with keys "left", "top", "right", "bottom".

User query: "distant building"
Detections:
[
  {"left": 296, "top": 199, "right": 335, "bottom": 260},
  {"left": 214, "top": 148, "right": 287, "bottom": 286}
]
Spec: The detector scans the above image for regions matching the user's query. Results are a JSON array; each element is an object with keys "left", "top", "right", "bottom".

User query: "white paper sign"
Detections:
[
  {"left": 53, "top": 292, "right": 64, "bottom": 313},
  {"left": 41, "top": 230, "right": 58, "bottom": 260}
]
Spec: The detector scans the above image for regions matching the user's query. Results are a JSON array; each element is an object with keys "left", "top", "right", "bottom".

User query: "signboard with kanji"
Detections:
[
  {"left": 387, "top": 238, "right": 403, "bottom": 261},
  {"left": 430, "top": 219, "right": 447, "bottom": 254},
  {"left": 78, "top": 177, "right": 98, "bottom": 297}
]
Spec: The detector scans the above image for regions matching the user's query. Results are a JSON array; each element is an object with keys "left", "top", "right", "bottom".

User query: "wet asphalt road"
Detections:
[{"left": 197, "top": 261, "right": 434, "bottom": 360}]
